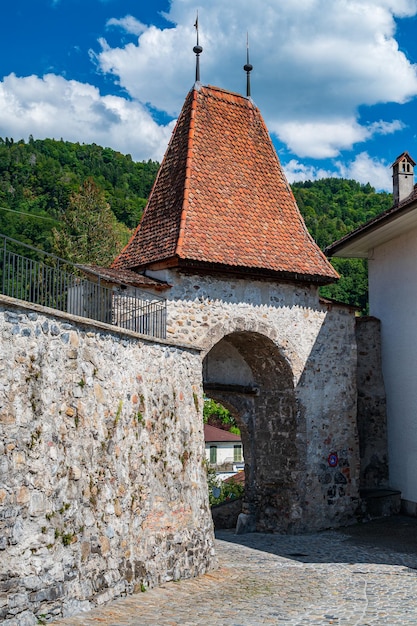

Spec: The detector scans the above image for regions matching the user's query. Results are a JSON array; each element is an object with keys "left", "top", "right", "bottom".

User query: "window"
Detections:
[
  {"left": 210, "top": 446, "right": 217, "bottom": 464},
  {"left": 233, "top": 444, "right": 242, "bottom": 462}
]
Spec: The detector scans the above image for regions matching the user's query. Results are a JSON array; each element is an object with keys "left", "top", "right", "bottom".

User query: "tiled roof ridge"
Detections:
[
  {"left": 204, "top": 423, "right": 242, "bottom": 442},
  {"left": 392, "top": 151, "right": 416, "bottom": 167},
  {"left": 202, "top": 84, "right": 255, "bottom": 108},
  {"left": 254, "top": 107, "right": 336, "bottom": 273},
  {"left": 207, "top": 80, "right": 335, "bottom": 276},
  {"left": 176, "top": 88, "right": 198, "bottom": 258},
  {"left": 111, "top": 88, "right": 195, "bottom": 270}
]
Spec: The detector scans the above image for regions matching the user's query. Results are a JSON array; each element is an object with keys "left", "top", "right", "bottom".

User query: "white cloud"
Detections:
[
  {"left": 368, "top": 119, "right": 405, "bottom": 135},
  {"left": 335, "top": 152, "right": 392, "bottom": 190},
  {"left": 94, "top": 0, "right": 417, "bottom": 157},
  {"left": 284, "top": 152, "right": 392, "bottom": 191},
  {"left": 283, "top": 159, "right": 336, "bottom": 183},
  {"left": 97, "top": 24, "right": 194, "bottom": 116},
  {"left": 106, "top": 16, "right": 147, "bottom": 36},
  {"left": 0, "top": 73, "right": 174, "bottom": 161},
  {"left": 275, "top": 118, "right": 405, "bottom": 159},
  {"left": 276, "top": 119, "right": 368, "bottom": 159},
  {"left": 1, "top": 0, "right": 416, "bottom": 176}
]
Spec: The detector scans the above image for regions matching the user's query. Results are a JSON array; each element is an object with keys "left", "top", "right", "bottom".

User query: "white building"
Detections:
[
  {"left": 204, "top": 424, "right": 244, "bottom": 481},
  {"left": 327, "top": 152, "right": 417, "bottom": 515}
]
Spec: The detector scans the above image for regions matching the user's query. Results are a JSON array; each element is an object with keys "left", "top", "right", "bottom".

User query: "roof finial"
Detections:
[
  {"left": 193, "top": 12, "right": 203, "bottom": 83},
  {"left": 243, "top": 32, "right": 253, "bottom": 98}
]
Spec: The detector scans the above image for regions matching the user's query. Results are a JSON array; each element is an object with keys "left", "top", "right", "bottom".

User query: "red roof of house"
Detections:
[
  {"left": 224, "top": 471, "right": 245, "bottom": 485},
  {"left": 113, "top": 84, "right": 338, "bottom": 284},
  {"left": 204, "top": 424, "right": 241, "bottom": 443}
]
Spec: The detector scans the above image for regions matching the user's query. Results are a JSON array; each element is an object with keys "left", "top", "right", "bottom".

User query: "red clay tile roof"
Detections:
[
  {"left": 113, "top": 84, "right": 338, "bottom": 284},
  {"left": 224, "top": 471, "right": 245, "bottom": 485},
  {"left": 204, "top": 424, "right": 241, "bottom": 443},
  {"left": 78, "top": 265, "right": 169, "bottom": 291}
]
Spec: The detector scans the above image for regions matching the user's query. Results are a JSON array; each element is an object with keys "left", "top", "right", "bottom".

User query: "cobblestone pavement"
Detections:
[{"left": 53, "top": 516, "right": 417, "bottom": 625}]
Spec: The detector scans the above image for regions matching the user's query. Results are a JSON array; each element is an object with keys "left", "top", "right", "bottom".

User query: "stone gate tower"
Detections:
[{"left": 112, "top": 82, "right": 360, "bottom": 533}]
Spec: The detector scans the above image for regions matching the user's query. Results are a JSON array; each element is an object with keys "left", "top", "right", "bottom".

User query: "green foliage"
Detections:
[
  {"left": 292, "top": 178, "right": 392, "bottom": 313},
  {"left": 61, "top": 532, "right": 74, "bottom": 546},
  {"left": 203, "top": 397, "right": 240, "bottom": 434},
  {"left": 0, "top": 137, "right": 158, "bottom": 253},
  {"left": 52, "top": 178, "right": 130, "bottom": 266},
  {"left": 203, "top": 398, "right": 232, "bottom": 423},
  {"left": 292, "top": 178, "right": 392, "bottom": 248},
  {"left": 206, "top": 464, "right": 244, "bottom": 506},
  {"left": 0, "top": 136, "right": 393, "bottom": 313}
]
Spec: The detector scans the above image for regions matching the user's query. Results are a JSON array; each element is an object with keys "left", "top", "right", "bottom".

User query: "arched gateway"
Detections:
[
  {"left": 111, "top": 82, "right": 360, "bottom": 532},
  {"left": 204, "top": 331, "right": 303, "bottom": 533}
]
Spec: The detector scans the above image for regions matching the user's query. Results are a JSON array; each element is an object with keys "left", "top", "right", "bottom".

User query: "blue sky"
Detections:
[{"left": 1, "top": 0, "right": 417, "bottom": 191}]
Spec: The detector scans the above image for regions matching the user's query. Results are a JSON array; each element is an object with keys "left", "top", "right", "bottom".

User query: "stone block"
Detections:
[{"left": 29, "top": 584, "right": 64, "bottom": 604}]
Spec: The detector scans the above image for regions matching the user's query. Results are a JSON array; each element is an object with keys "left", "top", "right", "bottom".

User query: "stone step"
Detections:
[{"left": 360, "top": 487, "right": 401, "bottom": 519}]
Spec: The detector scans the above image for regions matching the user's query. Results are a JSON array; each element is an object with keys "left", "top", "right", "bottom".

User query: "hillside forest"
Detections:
[{"left": 0, "top": 137, "right": 393, "bottom": 311}]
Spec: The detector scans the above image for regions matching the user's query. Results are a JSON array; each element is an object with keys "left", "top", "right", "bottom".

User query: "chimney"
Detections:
[{"left": 392, "top": 152, "right": 416, "bottom": 205}]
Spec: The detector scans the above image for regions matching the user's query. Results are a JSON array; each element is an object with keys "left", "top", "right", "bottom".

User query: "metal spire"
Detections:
[
  {"left": 243, "top": 32, "right": 253, "bottom": 98},
  {"left": 193, "top": 12, "right": 203, "bottom": 83}
]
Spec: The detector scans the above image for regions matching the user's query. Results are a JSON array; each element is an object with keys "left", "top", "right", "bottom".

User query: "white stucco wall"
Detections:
[
  {"left": 369, "top": 225, "right": 417, "bottom": 504},
  {"left": 204, "top": 442, "right": 243, "bottom": 466}
]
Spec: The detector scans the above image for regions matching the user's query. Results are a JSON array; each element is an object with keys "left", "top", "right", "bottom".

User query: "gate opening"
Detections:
[{"left": 203, "top": 331, "right": 305, "bottom": 533}]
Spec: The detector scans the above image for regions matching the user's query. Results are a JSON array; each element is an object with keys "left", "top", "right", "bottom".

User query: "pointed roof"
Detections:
[
  {"left": 392, "top": 151, "right": 416, "bottom": 168},
  {"left": 113, "top": 84, "right": 338, "bottom": 284}
]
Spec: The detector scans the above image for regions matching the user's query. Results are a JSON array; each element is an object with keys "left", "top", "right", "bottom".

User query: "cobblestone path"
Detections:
[{"left": 53, "top": 516, "right": 417, "bottom": 625}]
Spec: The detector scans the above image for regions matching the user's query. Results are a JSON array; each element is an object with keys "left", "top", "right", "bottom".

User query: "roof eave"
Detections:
[
  {"left": 326, "top": 195, "right": 417, "bottom": 259},
  {"left": 176, "top": 258, "right": 338, "bottom": 286}
]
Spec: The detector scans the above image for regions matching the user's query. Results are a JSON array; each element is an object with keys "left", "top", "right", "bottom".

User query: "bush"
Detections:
[{"left": 206, "top": 464, "right": 244, "bottom": 506}]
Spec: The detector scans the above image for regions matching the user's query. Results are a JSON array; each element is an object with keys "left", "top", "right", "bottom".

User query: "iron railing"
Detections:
[{"left": 0, "top": 234, "right": 166, "bottom": 339}]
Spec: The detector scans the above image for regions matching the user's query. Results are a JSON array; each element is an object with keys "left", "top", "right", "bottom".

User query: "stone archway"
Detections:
[{"left": 203, "top": 331, "right": 306, "bottom": 533}]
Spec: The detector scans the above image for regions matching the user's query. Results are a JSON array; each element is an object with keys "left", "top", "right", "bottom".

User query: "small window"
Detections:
[
  {"left": 233, "top": 444, "right": 242, "bottom": 462},
  {"left": 210, "top": 446, "right": 217, "bottom": 464}
]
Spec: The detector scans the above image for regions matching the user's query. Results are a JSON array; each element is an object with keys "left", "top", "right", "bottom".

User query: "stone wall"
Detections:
[
  {"left": 148, "top": 269, "right": 361, "bottom": 532},
  {"left": 355, "top": 317, "right": 388, "bottom": 488},
  {"left": 0, "top": 296, "right": 215, "bottom": 625}
]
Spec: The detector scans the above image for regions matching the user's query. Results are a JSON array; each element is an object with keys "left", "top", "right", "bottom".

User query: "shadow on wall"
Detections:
[{"left": 211, "top": 497, "right": 243, "bottom": 530}]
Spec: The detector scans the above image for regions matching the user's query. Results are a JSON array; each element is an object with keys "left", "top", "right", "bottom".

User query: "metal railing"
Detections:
[{"left": 0, "top": 234, "right": 166, "bottom": 339}]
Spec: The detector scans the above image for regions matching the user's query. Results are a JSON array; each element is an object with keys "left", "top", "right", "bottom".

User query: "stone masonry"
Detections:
[
  {"left": 0, "top": 273, "right": 389, "bottom": 623},
  {"left": 0, "top": 296, "right": 216, "bottom": 625},
  {"left": 147, "top": 269, "right": 361, "bottom": 533},
  {"left": 355, "top": 316, "right": 389, "bottom": 488}
]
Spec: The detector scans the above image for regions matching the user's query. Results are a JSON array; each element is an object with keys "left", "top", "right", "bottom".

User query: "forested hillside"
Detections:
[
  {"left": 0, "top": 137, "right": 393, "bottom": 310},
  {"left": 291, "top": 179, "right": 392, "bottom": 311},
  {"left": 0, "top": 137, "right": 158, "bottom": 264}
]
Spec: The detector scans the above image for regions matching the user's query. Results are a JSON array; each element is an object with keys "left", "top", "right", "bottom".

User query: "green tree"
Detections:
[{"left": 52, "top": 178, "right": 130, "bottom": 266}]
